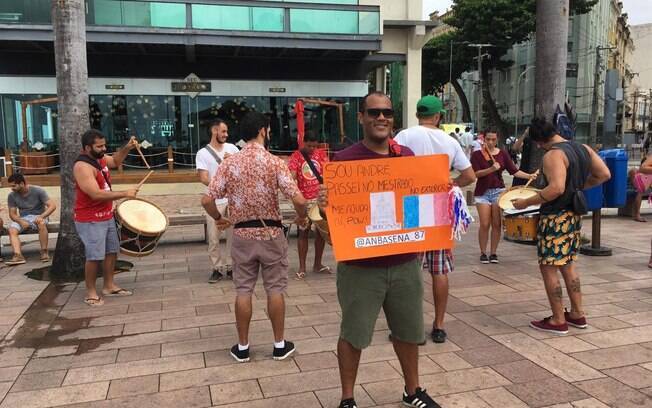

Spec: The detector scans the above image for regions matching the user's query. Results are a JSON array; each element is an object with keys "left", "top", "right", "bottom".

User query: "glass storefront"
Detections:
[
  {"left": 0, "top": 0, "right": 380, "bottom": 36},
  {"left": 0, "top": 93, "right": 361, "bottom": 168}
]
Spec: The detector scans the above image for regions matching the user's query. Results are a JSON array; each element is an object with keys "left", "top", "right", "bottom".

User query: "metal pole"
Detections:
[
  {"left": 477, "top": 46, "right": 483, "bottom": 132},
  {"left": 448, "top": 40, "right": 453, "bottom": 123},
  {"left": 515, "top": 66, "right": 534, "bottom": 139},
  {"left": 589, "top": 46, "right": 601, "bottom": 146}
]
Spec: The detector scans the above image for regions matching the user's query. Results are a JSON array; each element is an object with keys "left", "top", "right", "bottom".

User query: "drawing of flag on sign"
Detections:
[{"left": 402, "top": 193, "right": 451, "bottom": 229}]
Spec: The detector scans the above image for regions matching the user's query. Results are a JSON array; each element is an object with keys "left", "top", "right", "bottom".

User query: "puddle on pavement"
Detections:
[
  {"left": 25, "top": 260, "right": 134, "bottom": 282},
  {"left": 2, "top": 261, "right": 136, "bottom": 356}
]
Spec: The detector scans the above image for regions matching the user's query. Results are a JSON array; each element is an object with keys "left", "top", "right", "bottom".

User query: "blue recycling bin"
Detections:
[
  {"left": 584, "top": 184, "right": 604, "bottom": 211},
  {"left": 601, "top": 149, "right": 628, "bottom": 208}
]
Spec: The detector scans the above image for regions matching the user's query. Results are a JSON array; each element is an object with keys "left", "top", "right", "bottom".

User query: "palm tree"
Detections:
[{"left": 50, "top": 0, "right": 89, "bottom": 281}]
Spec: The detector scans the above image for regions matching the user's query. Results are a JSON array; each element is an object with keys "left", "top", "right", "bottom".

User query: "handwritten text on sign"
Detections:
[{"left": 324, "top": 155, "right": 453, "bottom": 261}]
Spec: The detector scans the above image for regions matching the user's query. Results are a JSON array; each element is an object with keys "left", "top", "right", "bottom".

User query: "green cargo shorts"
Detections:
[{"left": 337, "top": 258, "right": 424, "bottom": 350}]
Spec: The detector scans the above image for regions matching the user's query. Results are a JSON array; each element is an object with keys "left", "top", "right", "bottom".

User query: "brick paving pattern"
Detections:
[{"left": 0, "top": 207, "right": 650, "bottom": 407}]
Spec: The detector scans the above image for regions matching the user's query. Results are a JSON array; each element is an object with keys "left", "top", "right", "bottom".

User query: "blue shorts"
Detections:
[
  {"left": 75, "top": 219, "right": 119, "bottom": 261},
  {"left": 9, "top": 214, "right": 49, "bottom": 233},
  {"left": 475, "top": 188, "right": 505, "bottom": 205}
]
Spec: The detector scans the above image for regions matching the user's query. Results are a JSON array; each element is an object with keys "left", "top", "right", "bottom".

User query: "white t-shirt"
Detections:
[
  {"left": 196, "top": 143, "right": 239, "bottom": 206},
  {"left": 459, "top": 132, "right": 474, "bottom": 148},
  {"left": 394, "top": 126, "right": 471, "bottom": 171}
]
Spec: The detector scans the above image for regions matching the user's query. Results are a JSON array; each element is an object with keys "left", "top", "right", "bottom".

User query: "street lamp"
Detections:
[{"left": 514, "top": 65, "right": 535, "bottom": 138}]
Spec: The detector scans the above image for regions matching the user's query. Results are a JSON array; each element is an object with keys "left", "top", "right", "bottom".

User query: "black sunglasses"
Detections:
[{"left": 364, "top": 108, "right": 394, "bottom": 119}]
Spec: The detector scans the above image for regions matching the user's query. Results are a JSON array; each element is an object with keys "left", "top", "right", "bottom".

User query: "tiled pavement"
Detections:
[{"left": 0, "top": 211, "right": 650, "bottom": 407}]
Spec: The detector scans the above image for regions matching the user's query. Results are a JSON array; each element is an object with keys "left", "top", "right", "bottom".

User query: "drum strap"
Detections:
[
  {"left": 75, "top": 154, "right": 111, "bottom": 190},
  {"left": 205, "top": 145, "right": 223, "bottom": 165},
  {"left": 300, "top": 150, "right": 323, "bottom": 184}
]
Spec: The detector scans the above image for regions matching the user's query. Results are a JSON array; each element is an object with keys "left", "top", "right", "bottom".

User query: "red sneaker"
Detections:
[
  {"left": 564, "top": 310, "right": 587, "bottom": 329},
  {"left": 530, "top": 317, "right": 568, "bottom": 335}
]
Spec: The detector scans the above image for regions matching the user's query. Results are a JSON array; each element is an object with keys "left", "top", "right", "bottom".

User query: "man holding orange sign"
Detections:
[{"left": 319, "top": 92, "right": 442, "bottom": 408}]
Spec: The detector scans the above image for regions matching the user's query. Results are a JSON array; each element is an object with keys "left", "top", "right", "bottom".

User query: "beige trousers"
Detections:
[{"left": 206, "top": 203, "right": 232, "bottom": 270}]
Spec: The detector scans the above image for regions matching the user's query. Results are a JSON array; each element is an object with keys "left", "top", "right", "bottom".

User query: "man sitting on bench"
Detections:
[{"left": 5, "top": 174, "right": 57, "bottom": 265}]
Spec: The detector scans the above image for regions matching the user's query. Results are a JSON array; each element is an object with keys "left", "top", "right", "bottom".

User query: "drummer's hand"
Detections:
[
  {"left": 125, "top": 189, "right": 138, "bottom": 198},
  {"left": 491, "top": 162, "right": 501, "bottom": 172},
  {"left": 512, "top": 198, "right": 529, "bottom": 210},
  {"left": 317, "top": 185, "right": 328, "bottom": 211},
  {"left": 127, "top": 136, "right": 139, "bottom": 150},
  {"left": 215, "top": 217, "right": 231, "bottom": 231}
]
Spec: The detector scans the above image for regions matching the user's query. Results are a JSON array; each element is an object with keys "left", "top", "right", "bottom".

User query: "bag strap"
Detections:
[
  {"left": 75, "top": 154, "right": 112, "bottom": 190},
  {"left": 300, "top": 150, "right": 323, "bottom": 184},
  {"left": 205, "top": 145, "right": 223, "bottom": 165}
]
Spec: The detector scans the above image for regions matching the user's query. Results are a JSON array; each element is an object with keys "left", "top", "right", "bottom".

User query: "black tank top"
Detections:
[{"left": 540, "top": 141, "right": 590, "bottom": 215}]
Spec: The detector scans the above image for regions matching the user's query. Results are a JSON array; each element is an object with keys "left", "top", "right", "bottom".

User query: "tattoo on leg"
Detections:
[
  {"left": 552, "top": 285, "right": 563, "bottom": 300},
  {"left": 569, "top": 278, "right": 581, "bottom": 293}
]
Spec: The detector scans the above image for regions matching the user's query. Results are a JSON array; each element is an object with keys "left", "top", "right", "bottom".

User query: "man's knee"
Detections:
[{"left": 8, "top": 227, "right": 19, "bottom": 236}]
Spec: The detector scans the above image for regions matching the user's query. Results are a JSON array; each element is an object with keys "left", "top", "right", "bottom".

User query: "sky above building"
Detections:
[{"left": 422, "top": 0, "right": 652, "bottom": 25}]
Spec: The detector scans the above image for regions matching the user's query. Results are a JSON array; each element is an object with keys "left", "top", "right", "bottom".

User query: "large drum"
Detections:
[
  {"left": 503, "top": 213, "right": 539, "bottom": 242},
  {"left": 115, "top": 198, "right": 168, "bottom": 257},
  {"left": 498, "top": 187, "right": 541, "bottom": 244}
]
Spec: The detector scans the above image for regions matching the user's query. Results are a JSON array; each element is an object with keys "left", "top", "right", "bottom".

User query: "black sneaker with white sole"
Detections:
[
  {"left": 338, "top": 398, "right": 358, "bottom": 408},
  {"left": 230, "top": 345, "right": 250, "bottom": 363},
  {"left": 272, "top": 340, "right": 295, "bottom": 360},
  {"left": 402, "top": 387, "right": 442, "bottom": 408},
  {"left": 480, "top": 254, "right": 489, "bottom": 264},
  {"left": 489, "top": 254, "right": 499, "bottom": 264}
]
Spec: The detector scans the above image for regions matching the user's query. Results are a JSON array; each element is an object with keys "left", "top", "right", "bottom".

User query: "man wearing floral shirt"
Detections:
[
  {"left": 287, "top": 133, "right": 330, "bottom": 279},
  {"left": 202, "top": 111, "right": 308, "bottom": 363}
]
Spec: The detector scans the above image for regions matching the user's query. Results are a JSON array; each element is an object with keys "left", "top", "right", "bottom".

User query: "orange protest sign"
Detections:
[{"left": 324, "top": 155, "right": 453, "bottom": 261}]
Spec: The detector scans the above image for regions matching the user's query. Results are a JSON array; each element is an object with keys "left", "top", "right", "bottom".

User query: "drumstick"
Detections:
[
  {"left": 136, "top": 170, "right": 154, "bottom": 191},
  {"left": 522, "top": 169, "right": 540, "bottom": 190},
  {"left": 135, "top": 144, "right": 150, "bottom": 169}
]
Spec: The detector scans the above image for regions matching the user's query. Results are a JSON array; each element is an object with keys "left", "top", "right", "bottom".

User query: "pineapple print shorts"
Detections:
[{"left": 537, "top": 210, "right": 582, "bottom": 266}]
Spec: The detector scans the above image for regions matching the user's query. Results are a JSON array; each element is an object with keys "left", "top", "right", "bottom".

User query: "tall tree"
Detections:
[
  {"left": 422, "top": 31, "right": 476, "bottom": 122},
  {"left": 438, "top": 0, "right": 597, "bottom": 137},
  {"left": 529, "top": 0, "right": 570, "bottom": 173},
  {"left": 50, "top": 0, "right": 88, "bottom": 281}
]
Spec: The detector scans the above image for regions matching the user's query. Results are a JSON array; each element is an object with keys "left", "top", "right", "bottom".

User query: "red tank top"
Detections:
[{"left": 74, "top": 157, "right": 114, "bottom": 222}]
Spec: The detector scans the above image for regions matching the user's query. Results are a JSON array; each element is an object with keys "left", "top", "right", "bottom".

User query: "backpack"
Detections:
[{"left": 553, "top": 104, "right": 575, "bottom": 140}]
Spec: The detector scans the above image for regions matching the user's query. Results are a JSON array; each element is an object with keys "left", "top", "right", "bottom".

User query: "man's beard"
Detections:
[{"left": 89, "top": 150, "right": 105, "bottom": 159}]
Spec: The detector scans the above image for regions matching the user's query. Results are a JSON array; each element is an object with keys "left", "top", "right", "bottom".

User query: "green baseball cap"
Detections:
[{"left": 416, "top": 95, "right": 446, "bottom": 117}]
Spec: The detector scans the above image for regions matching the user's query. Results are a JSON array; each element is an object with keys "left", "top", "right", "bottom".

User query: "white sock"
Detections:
[
  {"left": 238, "top": 343, "right": 249, "bottom": 351},
  {"left": 274, "top": 340, "right": 285, "bottom": 349}
]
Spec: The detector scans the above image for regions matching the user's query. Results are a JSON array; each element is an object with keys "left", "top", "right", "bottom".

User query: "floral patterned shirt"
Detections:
[{"left": 208, "top": 142, "right": 299, "bottom": 240}]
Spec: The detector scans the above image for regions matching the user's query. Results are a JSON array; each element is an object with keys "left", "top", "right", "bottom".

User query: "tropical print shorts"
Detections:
[{"left": 537, "top": 211, "right": 582, "bottom": 266}]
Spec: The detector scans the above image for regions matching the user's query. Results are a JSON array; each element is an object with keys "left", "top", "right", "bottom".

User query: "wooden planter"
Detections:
[{"left": 19, "top": 152, "right": 57, "bottom": 175}]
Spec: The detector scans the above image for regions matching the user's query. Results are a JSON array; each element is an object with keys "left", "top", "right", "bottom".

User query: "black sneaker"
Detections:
[
  {"left": 226, "top": 267, "right": 233, "bottom": 279},
  {"left": 403, "top": 387, "right": 442, "bottom": 408},
  {"left": 272, "top": 340, "right": 295, "bottom": 361},
  {"left": 338, "top": 398, "right": 358, "bottom": 408},
  {"left": 230, "top": 345, "right": 250, "bottom": 363},
  {"left": 208, "top": 269, "right": 223, "bottom": 283},
  {"left": 480, "top": 254, "right": 489, "bottom": 264},
  {"left": 431, "top": 328, "right": 447, "bottom": 344},
  {"left": 489, "top": 254, "right": 499, "bottom": 264}
]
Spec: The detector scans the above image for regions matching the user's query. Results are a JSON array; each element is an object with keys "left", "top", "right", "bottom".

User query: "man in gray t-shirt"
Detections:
[{"left": 6, "top": 174, "right": 57, "bottom": 265}]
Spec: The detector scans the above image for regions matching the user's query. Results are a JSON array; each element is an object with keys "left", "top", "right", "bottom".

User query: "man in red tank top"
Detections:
[{"left": 73, "top": 130, "right": 138, "bottom": 306}]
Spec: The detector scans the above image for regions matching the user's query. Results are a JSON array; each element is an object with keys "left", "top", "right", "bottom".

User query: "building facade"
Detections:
[
  {"left": 0, "top": 0, "right": 434, "bottom": 168},
  {"left": 448, "top": 0, "right": 630, "bottom": 143},
  {"left": 627, "top": 23, "right": 652, "bottom": 137}
]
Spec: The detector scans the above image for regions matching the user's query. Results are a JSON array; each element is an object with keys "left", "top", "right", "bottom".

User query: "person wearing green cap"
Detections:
[{"left": 394, "top": 95, "right": 476, "bottom": 344}]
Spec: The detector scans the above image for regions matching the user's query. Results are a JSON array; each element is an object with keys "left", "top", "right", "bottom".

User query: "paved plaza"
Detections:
[{"left": 0, "top": 200, "right": 650, "bottom": 407}]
